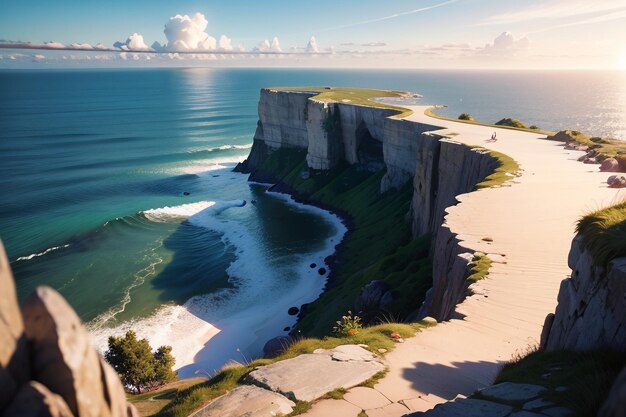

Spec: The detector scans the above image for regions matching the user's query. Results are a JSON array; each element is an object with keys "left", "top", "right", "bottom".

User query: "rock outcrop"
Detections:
[
  {"left": 0, "top": 242, "right": 138, "bottom": 417},
  {"left": 540, "top": 235, "right": 626, "bottom": 352},
  {"left": 240, "top": 89, "right": 504, "bottom": 323}
]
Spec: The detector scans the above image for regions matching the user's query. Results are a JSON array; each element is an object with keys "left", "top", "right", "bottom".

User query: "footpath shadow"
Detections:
[{"left": 402, "top": 359, "right": 502, "bottom": 399}]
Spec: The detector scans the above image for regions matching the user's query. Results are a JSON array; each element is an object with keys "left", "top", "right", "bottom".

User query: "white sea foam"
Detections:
[
  {"left": 89, "top": 184, "right": 347, "bottom": 378},
  {"left": 14, "top": 244, "right": 71, "bottom": 262}
]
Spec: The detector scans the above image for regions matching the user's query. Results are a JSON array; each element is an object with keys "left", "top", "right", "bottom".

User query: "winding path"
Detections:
[{"left": 303, "top": 107, "right": 625, "bottom": 416}]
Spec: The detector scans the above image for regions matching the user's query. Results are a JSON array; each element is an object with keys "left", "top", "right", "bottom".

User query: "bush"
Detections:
[
  {"left": 458, "top": 113, "right": 474, "bottom": 121},
  {"left": 105, "top": 331, "right": 177, "bottom": 393},
  {"left": 529, "top": 125, "right": 539, "bottom": 130},
  {"left": 495, "top": 118, "right": 528, "bottom": 129},
  {"left": 333, "top": 311, "right": 363, "bottom": 336}
]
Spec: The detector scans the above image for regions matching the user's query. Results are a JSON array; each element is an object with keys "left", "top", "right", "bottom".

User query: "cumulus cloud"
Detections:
[
  {"left": 114, "top": 33, "right": 151, "bottom": 51},
  {"left": 163, "top": 13, "right": 219, "bottom": 51},
  {"left": 481, "top": 32, "right": 530, "bottom": 55},
  {"left": 44, "top": 42, "right": 65, "bottom": 49},
  {"left": 70, "top": 43, "right": 93, "bottom": 50},
  {"left": 306, "top": 36, "right": 319, "bottom": 53},
  {"left": 218, "top": 35, "right": 233, "bottom": 51},
  {"left": 253, "top": 36, "right": 282, "bottom": 52}
]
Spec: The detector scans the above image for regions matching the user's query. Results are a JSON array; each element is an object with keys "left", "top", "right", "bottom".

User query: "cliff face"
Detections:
[
  {"left": 540, "top": 235, "right": 626, "bottom": 351},
  {"left": 241, "top": 88, "right": 502, "bottom": 321}
]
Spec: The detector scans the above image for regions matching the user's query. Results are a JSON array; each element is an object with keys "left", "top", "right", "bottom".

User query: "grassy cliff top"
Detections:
[
  {"left": 577, "top": 201, "right": 626, "bottom": 266},
  {"left": 267, "top": 86, "right": 414, "bottom": 117}
]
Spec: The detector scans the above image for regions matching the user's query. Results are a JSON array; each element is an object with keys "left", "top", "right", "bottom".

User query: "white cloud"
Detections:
[
  {"left": 253, "top": 36, "right": 282, "bottom": 53},
  {"left": 481, "top": 32, "right": 530, "bottom": 55},
  {"left": 114, "top": 33, "right": 151, "bottom": 51},
  {"left": 218, "top": 35, "right": 233, "bottom": 51},
  {"left": 306, "top": 36, "right": 319, "bottom": 53},
  {"left": 33, "top": 54, "right": 46, "bottom": 60},
  {"left": 44, "top": 42, "right": 65, "bottom": 49},
  {"left": 163, "top": 13, "right": 224, "bottom": 51},
  {"left": 70, "top": 43, "right": 93, "bottom": 50}
]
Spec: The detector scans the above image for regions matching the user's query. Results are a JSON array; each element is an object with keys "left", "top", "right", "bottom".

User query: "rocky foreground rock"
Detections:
[{"left": 0, "top": 242, "right": 138, "bottom": 417}]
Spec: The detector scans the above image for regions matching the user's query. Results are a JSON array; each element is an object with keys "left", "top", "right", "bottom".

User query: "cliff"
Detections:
[
  {"left": 540, "top": 235, "right": 626, "bottom": 351},
  {"left": 238, "top": 88, "right": 503, "bottom": 323}
]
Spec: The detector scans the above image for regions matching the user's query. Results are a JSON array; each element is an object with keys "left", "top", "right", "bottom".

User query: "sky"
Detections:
[{"left": 1, "top": 0, "right": 625, "bottom": 69}]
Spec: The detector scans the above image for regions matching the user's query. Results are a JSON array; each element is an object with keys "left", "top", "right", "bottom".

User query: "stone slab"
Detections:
[
  {"left": 192, "top": 385, "right": 295, "bottom": 417},
  {"left": 523, "top": 398, "right": 553, "bottom": 411},
  {"left": 343, "top": 387, "right": 391, "bottom": 410},
  {"left": 542, "top": 407, "right": 573, "bottom": 417},
  {"left": 479, "top": 382, "right": 546, "bottom": 402},
  {"left": 366, "top": 402, "right": 412, "bottom": 417},
  {"left": 414, "top": 398, "right": 513, "bottom": 417},
  {"left": 302, "top": 399, "right": 361, "bottom": 417},
  {"left": 247, "top": 345, "right": 384, "bottom": 401}
]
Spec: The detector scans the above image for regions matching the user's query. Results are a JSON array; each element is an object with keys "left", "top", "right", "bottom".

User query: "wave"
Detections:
[
  {"left": 141, "top": 200, "right": 246, "bottom": 223},
  {"left": 206, "top": 143, "right": 252, "bottom": 152},
  {"left": 89, "top": 191, "right": 347, "bottom": 377},
  {"left": 14, "top": 244, "right": 71, "bottom": 262}
]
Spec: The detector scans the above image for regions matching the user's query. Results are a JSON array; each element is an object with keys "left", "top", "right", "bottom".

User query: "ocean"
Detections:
[{"left": 1, "top": 68, "right": 624, "bottom": 376}]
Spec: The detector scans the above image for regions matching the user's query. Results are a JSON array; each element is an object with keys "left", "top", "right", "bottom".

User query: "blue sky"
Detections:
[{"left": 1, "top": 0, "right": 625, "bottom": 68}]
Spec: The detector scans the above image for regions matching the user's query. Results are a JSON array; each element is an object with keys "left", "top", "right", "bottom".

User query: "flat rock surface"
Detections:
[
  {"left": 411, "top": 398, "right": 513, "bottom": 417},
  {"left": 480, "top": 382, "right": 546, "bottom": 402},
  {"left": 366, "top": 402, "right": 412, "bottom": 417},
  {"left": 192, "top": 385, "right": 295, "bottom": 417},
  {"left": 247, "top": 345, "right": 384, "bottom": 401},
  {"left": 301, "top": 399, "right": 361, "bottom": 417},
  {"left": 343, "top": 386, "right": 391, "bottom": 410}
]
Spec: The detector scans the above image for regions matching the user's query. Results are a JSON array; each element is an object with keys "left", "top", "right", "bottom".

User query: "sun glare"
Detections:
[{"left": 617, "top": 51, "right": 626, "bottom": 70}]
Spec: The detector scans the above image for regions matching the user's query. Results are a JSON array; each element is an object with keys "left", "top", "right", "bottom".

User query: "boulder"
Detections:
[
  {"left": 608, "top": 176, "right": 626, "bottom": 188},
  {"left": 263, "top": 336, "right": 294, "bottom": 358},
  {"left": 4, "top": 381, "right": 74, "bottom": 417},
  {"left": 0, "top": 242, "right": 29, "bottom": 411},
  {"left": 479, "top": 382, "right": 546, "bottom": 402},
  {"left": 354, "top": 280, "right": 394, "bottom": 315},
  {"left": 21, "top": 286, "right": 112, "bottom": 417},
  {"left": 600, "top": 158, "right": 620, "bottom": 172},
  {"left": 410, "top": 398, "right": 512, "bottom": 417},
  {"left": 246, "top": 345, "right": 384, "bottom": 401},
  {"left": 193, "top": 385, "right": 295, "bottom": 417}
]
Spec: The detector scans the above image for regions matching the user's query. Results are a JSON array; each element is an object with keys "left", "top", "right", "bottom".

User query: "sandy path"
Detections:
[{"left": 304, "top": 106, "right": 624, "bottom": 416}]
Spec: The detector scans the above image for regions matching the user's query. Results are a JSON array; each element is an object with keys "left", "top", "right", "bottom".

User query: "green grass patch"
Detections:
[
  {"left": 546, "top": 130, "right": 626, "bottom": 161},
  {"left": 286, "top": 400, "right": 312, "bottom": 416},
  {"left": 494, "top": 349, "right": 626, "bottom": 417},
  {"left": 469, "top": 147, "right": 521, "bottom": 189},
  {"left": 495, "top": 118, "right": 527, "bottom": 129},
  {"left": 425, "top": 107, "right": 554, "bottom": 135},
  {"left": 358, "top": 369, "right": 389, "bottom": 389},
  {"left": 466, "top": 253, "right": 492, "bottom": 283},
  {"left": 269, "top": 87, "right": 413, "bottom": 118},
  {"left": 322, "top": 387, "right": 347, "bottom": 400},
  {"left": 151, "top": 322, "right": 427, "bottom": 417},
  {"left": 576, "top": 201, "right": 626, "bottom": 266}
]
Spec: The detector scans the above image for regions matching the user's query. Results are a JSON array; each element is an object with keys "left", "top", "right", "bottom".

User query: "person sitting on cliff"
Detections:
[{"left": 490, "top": 132, "right": 497, "bottom": 142}]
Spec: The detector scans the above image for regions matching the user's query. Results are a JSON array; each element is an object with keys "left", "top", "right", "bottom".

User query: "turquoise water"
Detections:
[{"left": 1, "top": 68, "right": 625, "bottom": 373}]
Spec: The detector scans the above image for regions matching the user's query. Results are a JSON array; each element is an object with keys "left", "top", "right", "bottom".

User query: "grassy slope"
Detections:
[
  {"left": 470, "top": 147, "right": 521, "bottom": 190},
  {"left": 145, "top": 322, "right": 430, "bottom": 417},
  {"left": 257, "top": 148, "right": 432, "bottom": 336},
  {"left": 549, "top": 130, "right": 626, "bottom": 160},
  {"left": 492, "top": 349, "right": 626, "bottom": 417},
  {"left": 576, "top": 201, "right": 626, "bottom": 266},
  {"left": 269, "top": 86, "right": 414, "bottom": 118}
]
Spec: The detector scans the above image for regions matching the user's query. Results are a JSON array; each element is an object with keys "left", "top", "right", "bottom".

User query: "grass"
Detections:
[
  {"left": 269, "top": 86, "right": 414, "bottom": 118},
  {"left": 493, "top": 348, "right": 626, "bottom": 417},
  {"left": 127, "top": 378, "right": 205, "bottom": 417},
  {"left": 466, "top": 253, "right": 492, "bottom": 283},
  {"left": 546, "top": 130, "right": 626, "bottom": 161},
  {"left": 322, "top": 387, "right": 347, "bottom": 400},
  {"left": 495, "top": 118, "right": 527, "bottom": 129},
  {"left": 576, "top": 201, "right": 626, "bottom": 266},
  {"left": 425, "top": 107, "right": 554, "bottom": 135},
  {"left": 470, "top": 147, "right": 521, "bottom": 190},
  {"left": 253, "top": 148, "right": 432, "bottom": 335},
  {"left": 286, "top": 401, "right": 312, "bottom": 416},
  {"left": 358, "top": 369, "right": 389, "bottom": 389},
  {"left": 148, "top": 322, "right": 428, "bottom": 417}
]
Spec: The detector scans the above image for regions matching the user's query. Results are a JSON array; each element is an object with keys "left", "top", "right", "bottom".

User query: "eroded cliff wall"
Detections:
[
  {"left": 540, "top": 235, "right": 626, "bottom": 352},
  {"left": 241, "top": 88, "right": 502, "bottom": 322}
]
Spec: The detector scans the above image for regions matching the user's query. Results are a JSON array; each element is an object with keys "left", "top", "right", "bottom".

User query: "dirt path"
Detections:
[{"left": 303, "top": 107, "right": 624, "bottom": 417}]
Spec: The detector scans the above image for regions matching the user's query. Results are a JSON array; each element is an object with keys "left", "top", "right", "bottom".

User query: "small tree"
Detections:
[
  {"left": 105, "top": 331, "right": 177, "bottom": 393},
  {"left": 458, "top": 113, "right": 474, "bottom": 121}
]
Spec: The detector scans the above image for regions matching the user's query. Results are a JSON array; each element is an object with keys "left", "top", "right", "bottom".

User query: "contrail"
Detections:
[{"left": 315, "top": 0, "right": 459, "bottom": 32}]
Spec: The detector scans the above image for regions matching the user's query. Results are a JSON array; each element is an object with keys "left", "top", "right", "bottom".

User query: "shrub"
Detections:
[
  {"left": 529, "top": 125, "right": 539, "bottom": 130},
  {"left": 458, "top": 113, "right": 474, "bottom": 121},
  {"left": 333, "top": 311, "right": 363, "bottom": 336},
  {"left": 495, "top": 118, "right": 528, "bottom": 129},
  {"left": 105, "top": 331, "right": 177, "bottom": 393}
]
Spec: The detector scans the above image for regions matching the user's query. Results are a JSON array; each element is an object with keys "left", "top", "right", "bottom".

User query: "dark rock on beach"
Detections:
[{"left": 288, "top": 307, "right": 299, "bottom": 316}]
